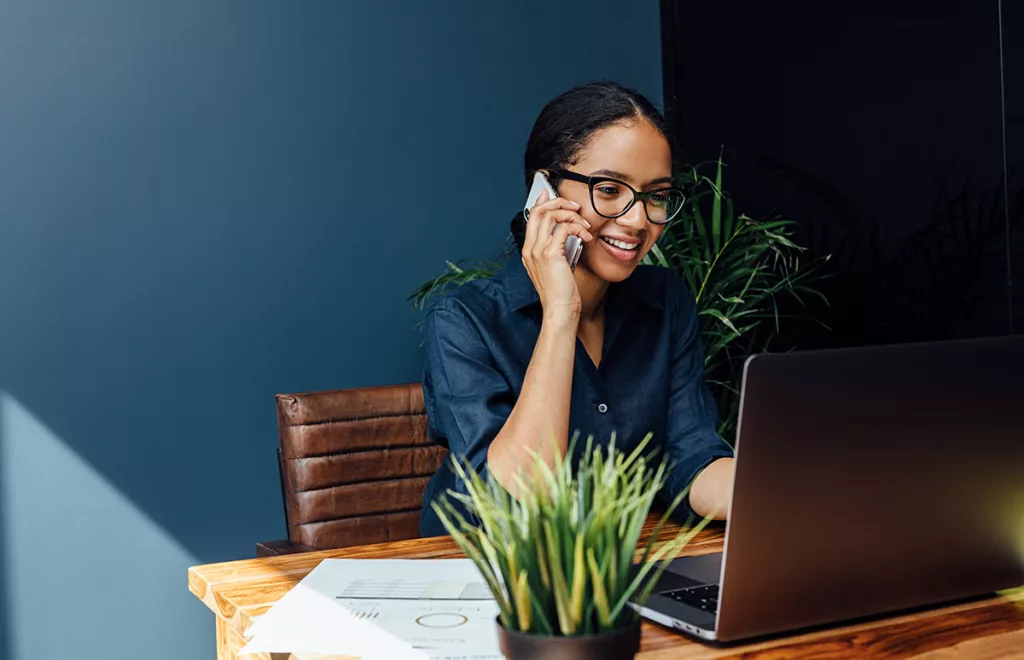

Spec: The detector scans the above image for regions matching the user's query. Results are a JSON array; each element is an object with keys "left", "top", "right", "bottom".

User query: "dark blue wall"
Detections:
[{"left": 0, "top": 2, "right": 661, "bottom": 657}]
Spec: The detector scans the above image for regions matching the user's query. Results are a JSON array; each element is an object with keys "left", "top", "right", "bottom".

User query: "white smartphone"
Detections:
[{"left": 524, "top": 172, "right": 583, "bottom": 271}]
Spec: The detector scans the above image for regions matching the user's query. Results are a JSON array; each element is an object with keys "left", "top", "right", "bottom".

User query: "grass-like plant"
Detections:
[{"left": 431, "top": 435, "right": 711, "bottom": 636}]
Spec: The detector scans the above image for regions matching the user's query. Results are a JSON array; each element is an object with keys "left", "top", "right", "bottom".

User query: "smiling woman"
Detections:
[{"left": 419, "top": 82, "right": 736, "bottom": 537}]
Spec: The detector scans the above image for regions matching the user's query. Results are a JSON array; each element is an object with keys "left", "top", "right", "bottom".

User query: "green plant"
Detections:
[
  {"left": 409, "top": 153, "right": 827, "bottom": 442},
  {"left": 432, "top": 434, "right": 710, "bottom": 636},
  {"left": 409, "top": 257, "right": 510, "bottom": 316},
  {"left": 644, "top": 155, "right": 828, "bottom": 440}
]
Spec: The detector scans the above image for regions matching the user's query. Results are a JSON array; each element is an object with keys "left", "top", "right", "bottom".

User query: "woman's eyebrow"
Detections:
[
  {"left": 589, "top": 168, "right": 634, "bottom": 181},
  {"left": 589, "top": 169, "right": 674, "bottom": 187}
]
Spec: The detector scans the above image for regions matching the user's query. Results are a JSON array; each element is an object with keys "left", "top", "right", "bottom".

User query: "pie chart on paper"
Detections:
[{"left": 415, "top": 612, "right": 470, "bottom": 628}]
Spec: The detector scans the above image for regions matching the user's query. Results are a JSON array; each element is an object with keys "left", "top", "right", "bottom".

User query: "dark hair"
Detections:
[{"left": 510, "top": 82, "right": 672, "bottom": 250}]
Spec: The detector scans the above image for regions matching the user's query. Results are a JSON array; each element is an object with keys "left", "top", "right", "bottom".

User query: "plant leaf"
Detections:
[{"left": 700, "top": 308, "right": 741, "bottom": 335}]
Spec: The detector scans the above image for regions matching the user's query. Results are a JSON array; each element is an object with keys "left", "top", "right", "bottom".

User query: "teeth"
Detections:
[{"left": 601, "top": 237, "right": 639, "bottom": 251}]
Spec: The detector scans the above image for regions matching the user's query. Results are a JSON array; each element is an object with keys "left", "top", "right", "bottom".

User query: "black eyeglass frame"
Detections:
[{"left": 550, "top": 169, "right": 686, "bottom": 225}]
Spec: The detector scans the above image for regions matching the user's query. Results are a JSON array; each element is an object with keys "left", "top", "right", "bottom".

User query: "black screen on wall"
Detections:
[{"left": 661, "top": 0, "right": 1022, "bottom": 348}]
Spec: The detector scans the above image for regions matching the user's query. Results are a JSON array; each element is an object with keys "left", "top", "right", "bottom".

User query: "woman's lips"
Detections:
[{"left": 597, "top": 236, "right": 642, "bottom": 261}]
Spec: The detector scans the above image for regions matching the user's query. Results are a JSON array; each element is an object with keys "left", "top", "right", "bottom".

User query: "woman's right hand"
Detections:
[{"left": 521, "top": 190, "right": 595, "bottom": 319}]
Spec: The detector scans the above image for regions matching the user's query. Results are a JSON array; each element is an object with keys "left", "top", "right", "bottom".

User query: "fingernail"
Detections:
[{"left": 570, "top": 200, "right": 581, "bottom": 208}]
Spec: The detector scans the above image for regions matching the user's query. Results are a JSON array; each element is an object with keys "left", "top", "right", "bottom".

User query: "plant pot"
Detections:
[{"left": 495, "top": 618, "right": 642, "bottom": 660}]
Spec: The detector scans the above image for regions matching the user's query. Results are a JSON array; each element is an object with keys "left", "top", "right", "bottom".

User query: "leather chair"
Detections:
[{"left": 256, "top": 383, "right": 448, "bottom": 556}]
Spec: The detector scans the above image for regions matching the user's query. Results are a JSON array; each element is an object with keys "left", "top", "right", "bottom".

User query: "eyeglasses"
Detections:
[{"left": 550, "top": 169, "right": 686, "bottom": 225}]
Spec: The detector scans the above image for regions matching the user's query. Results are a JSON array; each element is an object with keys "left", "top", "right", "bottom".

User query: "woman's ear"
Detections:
[{"left": 537, "top": 169, "right": 563, "bottom": 196}]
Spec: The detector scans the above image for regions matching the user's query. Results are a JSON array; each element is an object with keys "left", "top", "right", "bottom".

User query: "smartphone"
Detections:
[{"left": 523, "top": 172, "right": 583, "bottom": 271}]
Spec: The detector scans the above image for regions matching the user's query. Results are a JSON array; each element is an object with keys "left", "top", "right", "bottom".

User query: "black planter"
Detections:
[{"left": 495, "top": 619, "right": 642, "bottom": 660}]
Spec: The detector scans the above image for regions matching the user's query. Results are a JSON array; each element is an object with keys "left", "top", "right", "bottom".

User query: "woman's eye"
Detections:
[
  {"left": 650, "top": 192, "right": 669, "bottom": 206},
  {"left": 595, "top": 185, "right": 622, "bottom": 196}
]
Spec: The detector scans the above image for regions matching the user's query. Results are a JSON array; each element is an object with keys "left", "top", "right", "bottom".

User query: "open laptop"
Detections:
[{"left": 635, "top": 336, "right": 1024, "bottom": 642}]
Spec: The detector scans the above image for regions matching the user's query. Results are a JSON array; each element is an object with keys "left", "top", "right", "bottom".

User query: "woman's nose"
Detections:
[{"left": 617, "top": 199, "right": 649, "bottom": 230}]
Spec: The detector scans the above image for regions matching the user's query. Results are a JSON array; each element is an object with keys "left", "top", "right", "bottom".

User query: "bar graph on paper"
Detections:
[{"left": 336, "top": 578, "right": 492, "bottom": 600}]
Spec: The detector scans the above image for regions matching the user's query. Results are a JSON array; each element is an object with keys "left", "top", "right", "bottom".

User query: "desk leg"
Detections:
[{"left": 216, "top": 616, "right": 266, "bottom": 660}]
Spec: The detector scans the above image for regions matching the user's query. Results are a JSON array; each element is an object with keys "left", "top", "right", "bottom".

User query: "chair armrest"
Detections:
[{"left": 255, "top": 539, "right": 315, "bottom": 557}]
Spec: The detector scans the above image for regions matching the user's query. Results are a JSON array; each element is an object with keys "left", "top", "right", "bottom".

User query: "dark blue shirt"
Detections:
[{"left": 418, "top": 255, "right": 734, "bottom": 537}]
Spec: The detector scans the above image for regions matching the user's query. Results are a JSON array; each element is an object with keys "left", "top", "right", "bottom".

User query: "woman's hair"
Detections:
[{"left": 510, "top": 81, "right": 671, "bottom": 250}]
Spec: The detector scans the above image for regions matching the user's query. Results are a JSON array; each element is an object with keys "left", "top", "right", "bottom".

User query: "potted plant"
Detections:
[{"left": 432, "top": 435, "right": 711, "bottom": 660}]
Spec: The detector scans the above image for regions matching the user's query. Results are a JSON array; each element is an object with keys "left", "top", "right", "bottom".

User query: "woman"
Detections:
[{"left": 419, "top": 82, "right": 735, "bottom": 537}]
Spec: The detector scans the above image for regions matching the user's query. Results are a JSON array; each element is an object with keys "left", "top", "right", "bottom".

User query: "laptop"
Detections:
[{"left": 635, "top": 336, "right": 1024, "bottom": 642}]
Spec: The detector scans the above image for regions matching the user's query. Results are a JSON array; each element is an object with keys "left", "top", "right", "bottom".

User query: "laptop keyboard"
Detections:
[{"left": 663, "top": 584, "right": 719, "bottom": 613}]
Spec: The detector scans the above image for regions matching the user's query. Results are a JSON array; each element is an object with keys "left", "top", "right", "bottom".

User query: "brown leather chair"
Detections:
[{"left": 256, "top": 383, "right": 448, "bottom": 556}]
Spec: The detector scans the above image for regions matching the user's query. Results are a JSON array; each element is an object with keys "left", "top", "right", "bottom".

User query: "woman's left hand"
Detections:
[{"left": 689, "top": 457, "right": 735, "bottom": 520}]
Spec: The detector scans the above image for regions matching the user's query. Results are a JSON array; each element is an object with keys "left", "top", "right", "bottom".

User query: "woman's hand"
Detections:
[
  {"left": 520, "top": 190, "right": 595, "bottom": 320},
  {"left": 689, "top": 457, "right": 735, "bottom": 520}
]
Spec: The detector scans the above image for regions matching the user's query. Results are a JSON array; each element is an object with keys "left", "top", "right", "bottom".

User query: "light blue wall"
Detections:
[{"left": 0, "top": 1, "right": 661, "bottom": 658}]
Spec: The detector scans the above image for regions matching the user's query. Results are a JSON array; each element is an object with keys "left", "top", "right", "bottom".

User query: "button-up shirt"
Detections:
[{"left": 419, "top": 255, "right": 734, "bottom": 537}]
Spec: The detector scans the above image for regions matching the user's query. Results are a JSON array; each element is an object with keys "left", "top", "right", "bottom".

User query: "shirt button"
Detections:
[{"left": 597, "top": 403, "right": 608, "bottom": 413}]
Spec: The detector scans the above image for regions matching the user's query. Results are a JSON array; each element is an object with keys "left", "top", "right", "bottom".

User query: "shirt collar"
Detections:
[
  {"left": 499, "top": 255, "right": 664, "bottom": 312},
  {"left": 499, "top": 255, "right": 541, "bottom": 311}
]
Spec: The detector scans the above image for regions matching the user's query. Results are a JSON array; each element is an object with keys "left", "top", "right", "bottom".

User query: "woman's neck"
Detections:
[{"left": 574, "top": 267, "right": 610, "bottom": 321}]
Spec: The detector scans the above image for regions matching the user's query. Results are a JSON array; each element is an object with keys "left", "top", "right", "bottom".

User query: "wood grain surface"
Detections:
[{"left": 188, "top": 517, "right": 1024, "bottom": 659}]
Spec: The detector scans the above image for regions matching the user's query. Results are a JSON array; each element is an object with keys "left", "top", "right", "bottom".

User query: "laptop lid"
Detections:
[{"left": 715, "top": 337, "right": 1024, "bottom": 642}]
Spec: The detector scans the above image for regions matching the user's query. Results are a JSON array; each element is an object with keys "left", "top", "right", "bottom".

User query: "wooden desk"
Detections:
[{"left": 189, "top": 518, "right": 1024, "bottom": 659}]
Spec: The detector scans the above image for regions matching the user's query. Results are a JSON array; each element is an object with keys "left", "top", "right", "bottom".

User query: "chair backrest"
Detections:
[{"left": 275, "top": 382, "right": 447, "bottom": 549}]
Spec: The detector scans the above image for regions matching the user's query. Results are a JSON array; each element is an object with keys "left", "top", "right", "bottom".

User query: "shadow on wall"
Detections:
[{"left": 0, "top": 393, "right": 211, "bottom": 660}]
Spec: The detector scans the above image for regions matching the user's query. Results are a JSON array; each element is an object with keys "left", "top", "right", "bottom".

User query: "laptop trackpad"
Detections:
[{"left": 664, "top": 552, "right": 723, "bottom": 587}]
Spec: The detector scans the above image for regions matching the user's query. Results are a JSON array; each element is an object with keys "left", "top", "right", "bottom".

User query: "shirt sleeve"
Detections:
[
  {"left": 661, "top": 278, "right": 735, "bottom": 521},
  {"left": 422, "top": 302, "right": 515, "bottom": 498}
]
